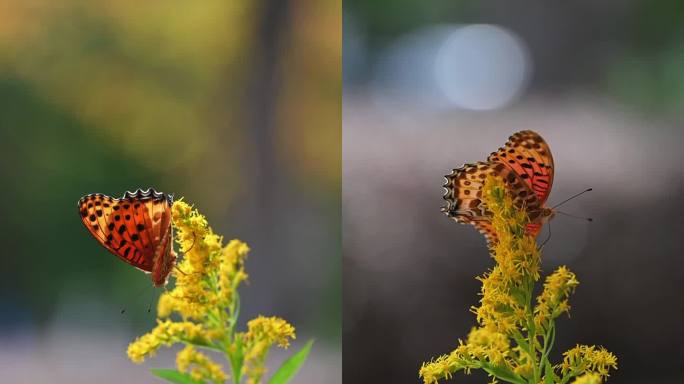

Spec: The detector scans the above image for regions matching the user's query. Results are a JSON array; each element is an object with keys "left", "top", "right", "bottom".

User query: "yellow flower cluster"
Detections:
[
  {"left": 420, "top": 176, "right": 618, "bottom": 383},
  {"left": 241, "top": 316, "right": 296, "bottom": 383},
  {"left": 219, "top": 239, "right": 250, "bottom": 304},
  {"left": 176, "top": 345, "right": 227, "bottom": 383},
  {"left": 572, "top": 373, "right": 603, "bottom": 384},
  {"left": 534, "top": 266, "right": 579, "bottom": 330},
  {"left": 126, "top": 200, "right": 300, "bottom": 383},
  {"left": 419, "top": 327, "right": 518, "bottom": 384},
  {"left": 560, "top": 345, "right": 618, "bottom": 380},
  {"left": 472, "top": 176, "right": 542, "bottom": 335},
  {"left": 127, "top": 320, "right": 209, "bottom": 363}
]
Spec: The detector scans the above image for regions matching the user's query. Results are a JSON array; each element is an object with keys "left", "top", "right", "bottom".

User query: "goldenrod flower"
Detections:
[
  {"left": 560, "top": 345, "right": 618, "bottom": 380},
  {"left": 420, "top": 176, "right": 617, "bottom": 383},
  {"left": 572, "top": 373, "right": 603, "bottom": 384},
  {"left": 126, "top": 200, "right": 307, "bottom": 384},
  {"left": 534, "top": 266, "right": 579, "bottom": 330},
  {"left": 176, "top": 345, "right": 227, "bottom": 383},
  {"left": 241, "top": 316, "right": 296, "bottom": 383},
  {"left": 127, "top": 320, "right": 209, "bottom": 363}
]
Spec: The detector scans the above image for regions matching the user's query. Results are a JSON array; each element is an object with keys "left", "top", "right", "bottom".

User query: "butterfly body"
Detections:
[
  {"left": 442, "top": 130, "right": 555, "bottom": 245},
  {"left": 78, "top": 188, "right": 176, "bottom": 287}
]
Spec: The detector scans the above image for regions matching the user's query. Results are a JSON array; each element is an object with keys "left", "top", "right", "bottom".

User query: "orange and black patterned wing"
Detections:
[
  {"left": 487, "top": 130, "right": 554, "bottom": 205},
  {"left": 442, "top": 162, "right": 505, "bottom": 245},
  {"left": 443, "top": 160, "right": 547, "bottom": 244},
  {"left": 78, "top": 189, "right": 173, "bottom": 272}
]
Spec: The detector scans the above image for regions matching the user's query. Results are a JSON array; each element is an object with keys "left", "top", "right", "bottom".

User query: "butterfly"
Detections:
[
  {"left": 442, "top": 130, "right": 555, "bottom": 246},
  {"left": 78, "top": 188, "right": 176, "bottom": 287}
]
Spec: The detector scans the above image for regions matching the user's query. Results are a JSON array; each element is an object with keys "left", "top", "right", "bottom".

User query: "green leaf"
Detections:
[
  {"left": 544, "top": 360, "right": 559, "bottom": 384},
  {"left": 267, "top": 339, "right": 314, "bottom": 384},
  {"left": 149, "top": 368, "right": 205, "bottom": 384}
]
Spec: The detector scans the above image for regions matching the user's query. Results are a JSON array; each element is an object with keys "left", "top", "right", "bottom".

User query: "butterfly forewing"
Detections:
[
  {"left": 487, "top": 130, "right": 554, "bottom": 204},
  {"left": 78, "top": 189, "right": 173, "bottom": 273}
]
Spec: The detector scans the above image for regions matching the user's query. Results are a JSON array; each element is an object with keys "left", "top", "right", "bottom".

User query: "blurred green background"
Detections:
[{"left": 0, "top": 1, "right": 340, "bottom": 382}]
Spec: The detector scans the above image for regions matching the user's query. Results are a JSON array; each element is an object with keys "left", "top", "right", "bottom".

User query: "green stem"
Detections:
[{"left": 537, "top": 324, "right": 555, "bottom": 377}]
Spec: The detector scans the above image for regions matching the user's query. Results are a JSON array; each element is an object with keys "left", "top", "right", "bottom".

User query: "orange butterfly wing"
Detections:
[
  {"left": 487, "top": 130, "right": 554, "bottom": 205},
  {"left": 78, "top": 189, "right": 173, "bottom": 276},
  {"left": 443, "top": 131, "right": 554, "bottom": 243}
]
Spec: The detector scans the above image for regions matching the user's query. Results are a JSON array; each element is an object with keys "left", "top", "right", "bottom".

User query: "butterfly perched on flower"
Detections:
[
  {"left": 78, "top": 188, "right": 176, "bottom": 287},
  {"left": 442, "top": 130, "right": 555, "bottom": 245}
]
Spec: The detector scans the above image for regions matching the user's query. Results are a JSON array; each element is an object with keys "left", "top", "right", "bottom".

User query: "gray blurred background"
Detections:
[
  {"left": 0, "top": 1, "right": 340, "bottom": 382},
  {"left": 343, "top": 1, "right": 683, "bottom": 383}
]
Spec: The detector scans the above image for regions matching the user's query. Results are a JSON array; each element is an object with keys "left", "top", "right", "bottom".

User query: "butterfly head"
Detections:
[{"left": 540, "top": 207, "right": 555, "bottom": 222}]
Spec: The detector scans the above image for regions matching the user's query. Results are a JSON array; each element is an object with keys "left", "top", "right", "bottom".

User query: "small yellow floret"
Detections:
[{"left": 176, "top": 345, "right": 227, "bottom": 383}]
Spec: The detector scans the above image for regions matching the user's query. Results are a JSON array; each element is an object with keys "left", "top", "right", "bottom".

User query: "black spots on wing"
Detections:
[
  {"left": 521, "top": 163, "right": 533, "bottom": 169},
  {"left": 123, "top": 247, "right": 131, "bottom": 258},
  {"left": 469, "top": 199, "right": 481, "bottom": 208},
  {"left": 103, "top": 203, "right": 110, "bottom": 208},
  {"left": 114, "top": 215, "right": 121, "bottom": 221},
  {"left": 125, "top": 214, "right": 131, "bottom": 220},
  {"left": 118, "top": 225, "right": 126, "bottom": 234},
  {"left": 464, "top": 190, "right": 470, "bottom": 195},
  {"left": 108, "top": 223, "right": 115, "bottom": 231},
  {"left": 123, "top": 204, "right": 130, "bottom": 209},
  {"left": 507, "top": 173, "right": 516, "bottom": 183},
  {"left": 478, "top": 173, "right": 486, "bottom": 179},
  {"left": 136, "top": 224, "right": 145, "bottom": 231},
  {"left": 95, "top": 201, "right": 101, "bottom": 206},
  {"left": 533, "top": 171, "right": 543, "bottom": 177},
  {"left": 96, "top": 209, "right": 103, "bottom": 217},
  {"left": 134, "top": 203, "right": 140, "bottom": 209},
  {"left": 87, "top": 203, "right": 93, "bottom": 208},
  {"left": 92, "top": 224, "right": 99, "bottom": 230},
  {"left": 120, "top": 239, "right": 127, "bottom": 247},
  {"left": 527, "top": 157, "right": 535, "bottom": 162},
  {"left": 113, "top": 205, "right": 120, "bottom": 211},
  {"left": 520, "top": 173, "right": 529, "bottom": 179},
  {"left": 508, "top": 159, "right": 515, "bottom": 164},
  {"left": 89, "top": 214, "right": 96, "bottom": 222},
  {"left": 107, "top": 233, "right": 113, "bottom": 241},
  {"left": 508, "top": 148, "right": 515, "bottom": 153},
  {"left": 516, "top": 155, "right": 523, "bottom": 160},
  {"left": 464, "top": 181, "right": 471, "bottom": 186},
  {"left": 131, "top": 234, "right": 139, "bottom": 241},
  {"left": 81, "top": 210, "right": 88, "bottom": 217}
]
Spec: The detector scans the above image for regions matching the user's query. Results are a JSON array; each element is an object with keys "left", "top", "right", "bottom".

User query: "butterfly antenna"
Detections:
[
  {"left": 557, "top": 211, "right": 593, "bottom": 222},
  {"left": 120, "top": 280, "right": 154, "bottom": 315},
  {"left": 147, "top": 289, "right": 155, "bottom": 314},
  {"left": 552, "top": 188, "right": 592, "bottom": 209}
]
